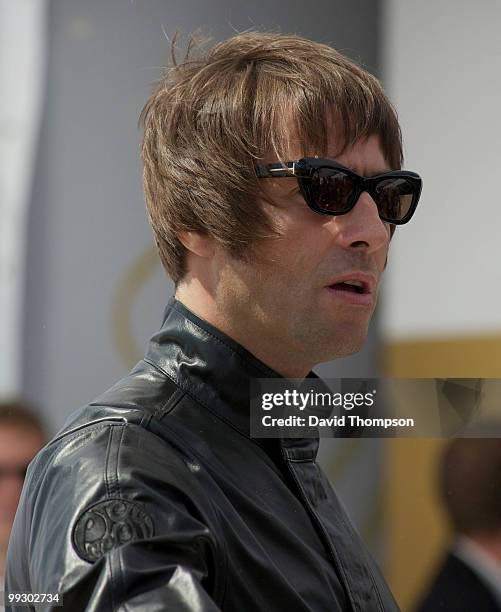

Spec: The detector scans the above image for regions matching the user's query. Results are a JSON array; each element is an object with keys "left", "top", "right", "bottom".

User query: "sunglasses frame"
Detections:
[{"left": 255, "top": 157, "right": 422, "bottom": 225}]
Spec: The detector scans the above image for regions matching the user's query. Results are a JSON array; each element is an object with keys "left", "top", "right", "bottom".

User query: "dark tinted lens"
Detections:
[
  {"left": 373, "top": 177, "right": 415, "bottom": 221},
  {"left": 311, "top": 168, "right": 355, "bottom": 212}
]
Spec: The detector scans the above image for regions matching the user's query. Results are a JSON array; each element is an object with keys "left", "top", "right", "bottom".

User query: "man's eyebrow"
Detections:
[
  {"left": 369, "top": 168, "right": 392, "bottom": 177},
  {"left": 350, "top": 166, "right": 392, "bottom": 177}
]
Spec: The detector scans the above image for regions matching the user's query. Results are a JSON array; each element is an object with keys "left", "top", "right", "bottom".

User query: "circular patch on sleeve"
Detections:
[{"left": 72, "top": 498, "right": 154, "bottom": 563}]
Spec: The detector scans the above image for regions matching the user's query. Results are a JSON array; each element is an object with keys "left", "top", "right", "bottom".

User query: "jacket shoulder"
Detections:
[{"left": 6, "top": 366, "right": 227, "bottom": 610}]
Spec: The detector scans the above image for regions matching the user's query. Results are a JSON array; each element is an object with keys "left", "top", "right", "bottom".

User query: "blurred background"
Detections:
[{"left": 1, "top": 1, "right": 500, "bottom": 609}]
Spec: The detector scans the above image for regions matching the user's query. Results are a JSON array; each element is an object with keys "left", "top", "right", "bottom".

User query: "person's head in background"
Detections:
[
  {"left": 0, "top": 400, "right": 46, "bottom": 576},
  {"left": 441, "top": 429, "right": 501, "bottom": 560}
]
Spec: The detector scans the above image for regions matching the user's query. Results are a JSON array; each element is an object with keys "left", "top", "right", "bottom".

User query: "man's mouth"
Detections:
[
  {"left": 325, "top": 274, "right": 376, "bottom": 306},
  {"left": 329, "top": 280, "right": 366, "bottom": 294}
]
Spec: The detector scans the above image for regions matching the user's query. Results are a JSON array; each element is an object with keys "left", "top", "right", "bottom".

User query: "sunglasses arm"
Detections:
[{"left": 254, "top": 162, "right": 297, "bottom": 177}]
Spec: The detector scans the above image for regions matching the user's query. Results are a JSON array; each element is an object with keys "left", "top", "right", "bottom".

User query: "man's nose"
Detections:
[{"left": 332, "top": 191, "right": 390, "bottom": 253}]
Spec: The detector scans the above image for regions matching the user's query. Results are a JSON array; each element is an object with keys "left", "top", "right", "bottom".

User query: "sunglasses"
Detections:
[{"left": 255, "top": 157, "right": 422, "bottom": 225}]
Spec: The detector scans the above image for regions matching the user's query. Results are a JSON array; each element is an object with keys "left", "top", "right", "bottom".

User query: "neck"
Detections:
[{"left": 175, "top": 281, "right": 311, "bottom": 379}]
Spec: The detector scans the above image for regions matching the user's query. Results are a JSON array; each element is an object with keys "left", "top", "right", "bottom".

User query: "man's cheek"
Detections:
[{"left": 379, "top": 243, "right": 390, "bottom": 272}]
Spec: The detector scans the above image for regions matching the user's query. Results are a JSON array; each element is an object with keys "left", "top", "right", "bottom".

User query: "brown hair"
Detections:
[
  {"left": 440, "top": 429, "right": 501, "bottom": 535},
  {"left": 0, "top": 399, "right": 46, "bottom": 438},
  {"left": 140, "top": 31, "right": 403, "bottom": 284}
]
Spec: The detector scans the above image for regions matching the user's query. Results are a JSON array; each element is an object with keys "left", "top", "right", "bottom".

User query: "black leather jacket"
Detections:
[{"left": 6, "top": 298, "right": 399, "bottom": 611}]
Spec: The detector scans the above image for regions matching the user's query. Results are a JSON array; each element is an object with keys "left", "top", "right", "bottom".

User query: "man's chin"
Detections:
[{"left": 317, "top": 324, "right": 369, "bottom": 362}]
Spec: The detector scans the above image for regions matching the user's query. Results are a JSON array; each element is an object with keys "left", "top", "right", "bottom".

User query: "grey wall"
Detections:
[{"left": 23, "top": 0, "right": 382, "bottom": 432}]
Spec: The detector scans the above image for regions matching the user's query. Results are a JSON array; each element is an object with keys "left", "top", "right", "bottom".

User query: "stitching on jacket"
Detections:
[
  {"left": 104, "top": 424, "right": 125, "bottom": 499},
  {"left": 364, "top": 555, "right": 386, "bottom": 612},
  {"left": 138, "top": 411, "right": 152, "bottom": 429},
  {"left": 114, "top": 426, "right": 125, "bottom": 498},
  {"left": 50, "top": 416, "right": 128, "bottom": 446},
  {"left": 153, "top": 387, "right": 186, "bottom": 421},
  {"left": 104, "top": 427, "right": 115, "bottom": 498},
  {"left": 104, "top": 428, "right": 113, "bottom": 499},
  {"left": 104, "top": 427, "right": 129, "bottom": 611}
]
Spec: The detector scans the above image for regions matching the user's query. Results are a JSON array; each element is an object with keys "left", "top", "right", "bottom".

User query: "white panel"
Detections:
[
  {"left": 0, "top": 0, "right": 48, "bottom": 395},
  {"left": 380, "top": 0, "right": 501, "bottom": 339}
]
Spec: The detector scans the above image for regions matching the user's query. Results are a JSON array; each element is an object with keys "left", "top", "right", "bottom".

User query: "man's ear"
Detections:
[{"left": 178, "top": 231, "right": 216, "bottom": 259}]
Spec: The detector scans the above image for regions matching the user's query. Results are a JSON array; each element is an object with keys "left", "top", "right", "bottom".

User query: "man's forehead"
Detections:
[
  {"left": 284, "top": 132, "right": 390, "bottom": 176},
  {"left": 333, "top": 134, "right": 391, "bottom": 175},
  {"left": 279, "top": 109, "right": 389, "bottom": 173},
  {"left": 282, "top": 109, "right": 342, "bottom": 158}
]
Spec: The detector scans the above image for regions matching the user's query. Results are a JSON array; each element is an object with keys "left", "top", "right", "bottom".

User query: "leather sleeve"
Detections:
[{"left": 6, "top": 420, "right": 226, "bottom": 611}]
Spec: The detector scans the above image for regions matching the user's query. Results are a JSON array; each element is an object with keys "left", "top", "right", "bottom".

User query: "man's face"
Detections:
[
  {"left": 212, "top": 133, "right": 392, "bottom": 377},
  {"left": 0, "top": 425, "right": 44, "bottom": 550}
]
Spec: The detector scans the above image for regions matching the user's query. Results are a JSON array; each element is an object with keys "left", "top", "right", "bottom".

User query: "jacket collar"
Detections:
[{"left": 145, "top": 297, "right": 321, "bottom": 460}]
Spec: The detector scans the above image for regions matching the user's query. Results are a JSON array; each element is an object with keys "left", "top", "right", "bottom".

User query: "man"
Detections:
[
  {"left": 6, "top": 32, "right": 421, "bottom": 610},
  {"left": 416, "top": 430, "right": 501, "bottom": 611},
  {"left": 0, "top": 402, "right": 45, "bottom": 592}
]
